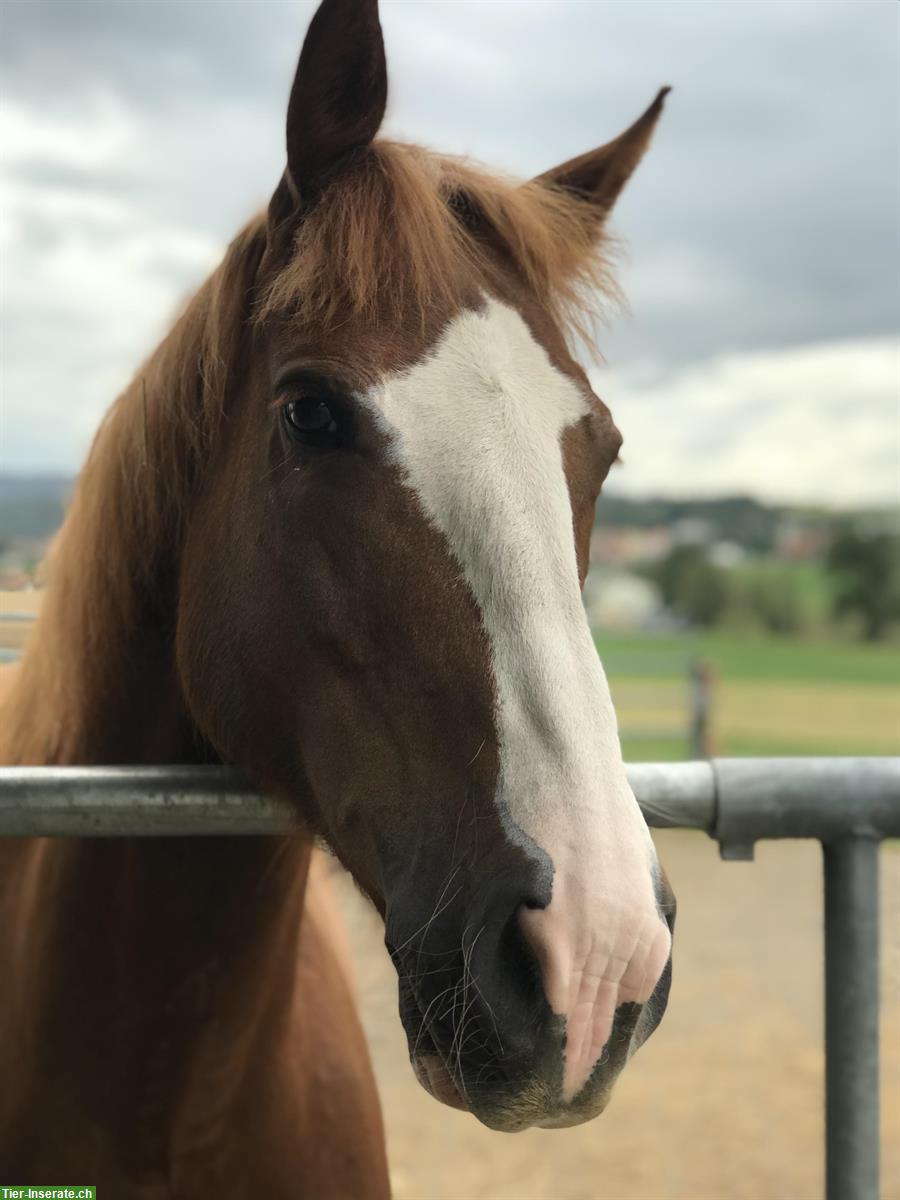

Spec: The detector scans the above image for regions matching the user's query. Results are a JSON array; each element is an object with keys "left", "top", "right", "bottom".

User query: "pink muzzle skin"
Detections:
[{"left": 519, "top": 874, "right": 672, "bottom": 1101}]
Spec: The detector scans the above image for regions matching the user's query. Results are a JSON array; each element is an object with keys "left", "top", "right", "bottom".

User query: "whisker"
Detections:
[{"left": 391, "top": 871, "right": 463, "bottom": 955}]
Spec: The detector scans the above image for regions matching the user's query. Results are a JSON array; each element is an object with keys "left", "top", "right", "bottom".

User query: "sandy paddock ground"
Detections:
[{"left": 333, "top": 831, "right": 899, "bottom": 1200}]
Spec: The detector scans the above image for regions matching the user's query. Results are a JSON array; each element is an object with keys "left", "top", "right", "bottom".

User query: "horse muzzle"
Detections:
[{"left": 390, "top": 870, "right": 675, "bottom": 1132}]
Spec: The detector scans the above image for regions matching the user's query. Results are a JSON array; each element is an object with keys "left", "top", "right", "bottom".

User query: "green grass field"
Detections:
[{"left": 596, "top": 630, "right": 898, "bottom": 761}]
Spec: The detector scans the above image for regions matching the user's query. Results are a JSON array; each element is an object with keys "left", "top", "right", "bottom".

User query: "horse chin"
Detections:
[
  {"left": 412, "top": 1055, "right": 470, "bottom": 1112},
  {"left": 412, "top": 1051, "right": 621, "bottom": 1131},
  {"left": 535, "top": 1093, "right": 613, "bottom": 1129}
]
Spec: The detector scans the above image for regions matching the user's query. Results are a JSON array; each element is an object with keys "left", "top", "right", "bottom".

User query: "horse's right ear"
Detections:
[{"left": 282, "top": 0, "right": 387, "bottom": 204}]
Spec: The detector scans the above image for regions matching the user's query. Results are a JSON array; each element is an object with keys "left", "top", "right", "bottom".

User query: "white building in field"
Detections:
[{"left": 582, "top": 567, "right": 665, "bottom": 632}]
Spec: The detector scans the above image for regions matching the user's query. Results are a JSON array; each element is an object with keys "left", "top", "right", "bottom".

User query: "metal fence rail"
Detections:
[{"left": 0, "top": 757, "right": 897, "bottom": 1200}]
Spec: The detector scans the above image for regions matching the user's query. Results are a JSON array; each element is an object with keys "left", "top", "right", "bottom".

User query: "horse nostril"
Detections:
[
  {"left": 435, "top": 886, "right": 554, "bottom": 1058},
  {"left": 492, "top": 903, "right": 546, "bottom": 995}
]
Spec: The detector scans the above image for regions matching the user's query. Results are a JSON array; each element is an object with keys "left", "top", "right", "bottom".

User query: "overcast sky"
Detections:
[{"left": 1, "top": 0, "right": 897, "bottom": 505}]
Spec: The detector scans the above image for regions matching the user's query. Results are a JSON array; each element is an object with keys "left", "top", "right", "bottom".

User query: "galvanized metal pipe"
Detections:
[
  {"left": 714, "top": 757, "right": 900, "bottom": 859},
  {"left": 0, "top": 761, "right": 723, "bottom": 838},
  {"left": 0, "top": 758, "right": 897, "bottom": 840},
  {"left": 0, "top": 766, "right": 297, "bottom": 838},
  {"left": 823, "top": 836, "right": 881, "bottom": 1200}
]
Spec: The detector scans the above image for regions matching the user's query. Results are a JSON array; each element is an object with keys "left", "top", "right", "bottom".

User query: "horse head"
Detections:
[{"left": 175, "top": 0, "right": 674, "bottom": 1132}]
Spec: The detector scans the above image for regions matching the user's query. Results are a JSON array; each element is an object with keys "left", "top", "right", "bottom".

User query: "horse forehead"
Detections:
[{"left": 373, "top": 297, "right": 589, "bottom": 452}]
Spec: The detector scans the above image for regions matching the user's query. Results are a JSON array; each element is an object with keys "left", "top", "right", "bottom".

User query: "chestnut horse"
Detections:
[{"left": 0, "top": 0, "right": 675, "bottom": 1193}]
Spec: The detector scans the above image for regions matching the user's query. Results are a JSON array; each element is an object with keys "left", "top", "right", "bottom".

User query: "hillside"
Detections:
[{"left": 0, "top": 474, "right": 72, "bottom": 543}]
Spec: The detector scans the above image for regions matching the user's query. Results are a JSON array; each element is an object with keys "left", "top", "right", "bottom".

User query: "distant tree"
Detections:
[
  {"left": 744, "top": 568, "right": 805, "bottom": 635},
  {"left": 826, "top": 528, "right": 900, "bottom": 641},
  {"left": 655, "top": 545, "right": 730, "bottom": 627}
]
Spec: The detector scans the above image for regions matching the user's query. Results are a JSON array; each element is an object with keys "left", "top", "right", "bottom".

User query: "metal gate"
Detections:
[{"left": 1, "top": 756, "right": 897, "bottom": 1200}]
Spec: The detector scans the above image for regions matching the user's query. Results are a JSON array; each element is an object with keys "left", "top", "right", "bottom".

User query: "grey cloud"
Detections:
[
  {"left": 1, "top": 0, "right": 300, "bottom": 108},
  {"left": 2, "top": 0, "right": 897, "bottom": 484}
]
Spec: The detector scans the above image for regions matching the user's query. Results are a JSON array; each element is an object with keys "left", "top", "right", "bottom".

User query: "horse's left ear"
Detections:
[
  {"left": 284, "top": 0, "right": 388, "bottom": 201},
  {"left": 537, "top": 87, "right": 670, "bottom": 219}
]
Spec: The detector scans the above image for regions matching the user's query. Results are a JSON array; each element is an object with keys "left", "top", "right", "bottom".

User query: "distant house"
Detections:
[
  {"left": 671, "top": 516, "right": 714, "bottom": 547},
  {"left": 774, "top": 520, "right": 830, "bottom": 561},
  {"left": 590, "top": 525, "right": 673, "bottom": 567},
  {"left": 707, "top": 540, "right": 746, "bottom": 569},
  {"left": 582, "top": 567, "right": 665, "bottom": 632},
  {"left": 0, "top": 571, "right": 32, "bottom": 592}
]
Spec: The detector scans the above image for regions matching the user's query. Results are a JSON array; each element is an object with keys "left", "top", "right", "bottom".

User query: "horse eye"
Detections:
[{"left": 282, "top": 397, "right": 339, "bottom": 443}]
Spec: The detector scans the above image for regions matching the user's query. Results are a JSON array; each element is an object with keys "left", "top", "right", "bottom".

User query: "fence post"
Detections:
[
  {"left": 687, "top": 657, "right": 715, "bottom": 758},
  {"left": 823, "top": 835, "right": 880, "bottom": 1200}
]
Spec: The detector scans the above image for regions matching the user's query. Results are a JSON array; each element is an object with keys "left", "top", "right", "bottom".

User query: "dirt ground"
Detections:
[{"left": 332, "top": 832, "right": 899, "bottom": 1200}]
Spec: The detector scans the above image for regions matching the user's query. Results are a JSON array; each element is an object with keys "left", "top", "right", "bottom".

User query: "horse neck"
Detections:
[
  {"left": 2, "top": 529, "right": 314, "bottom": 1158},
  {"left": 2, "top": 498, "right": 314, "bottom": 1150},
  {"left": 0, "top": 399, "right": 315, "bottom": 1154},
  {"left": 3, "top": 833, "right": 311, "bottom": 1168},
  {"left": 0, "top": 229, "right": 316, "bottom": 1149}
]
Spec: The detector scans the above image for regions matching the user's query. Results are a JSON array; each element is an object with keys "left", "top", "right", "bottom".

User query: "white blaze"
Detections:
[{"left": 374, "top": 298, "right": 670, "bottom": 1100}]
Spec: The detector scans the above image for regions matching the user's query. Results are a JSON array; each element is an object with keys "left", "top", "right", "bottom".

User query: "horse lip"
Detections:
[{"left": 412, "top": 1054, "right": 470, "bottom": 1112}]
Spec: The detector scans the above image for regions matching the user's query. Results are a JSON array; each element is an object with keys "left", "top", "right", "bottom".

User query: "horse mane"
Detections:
[
  {"left": 1, "top": 140, "right": 616, "bottom": 764},
  {"left": 260, "top": 139, "right": 620, "bottom": 345}
]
